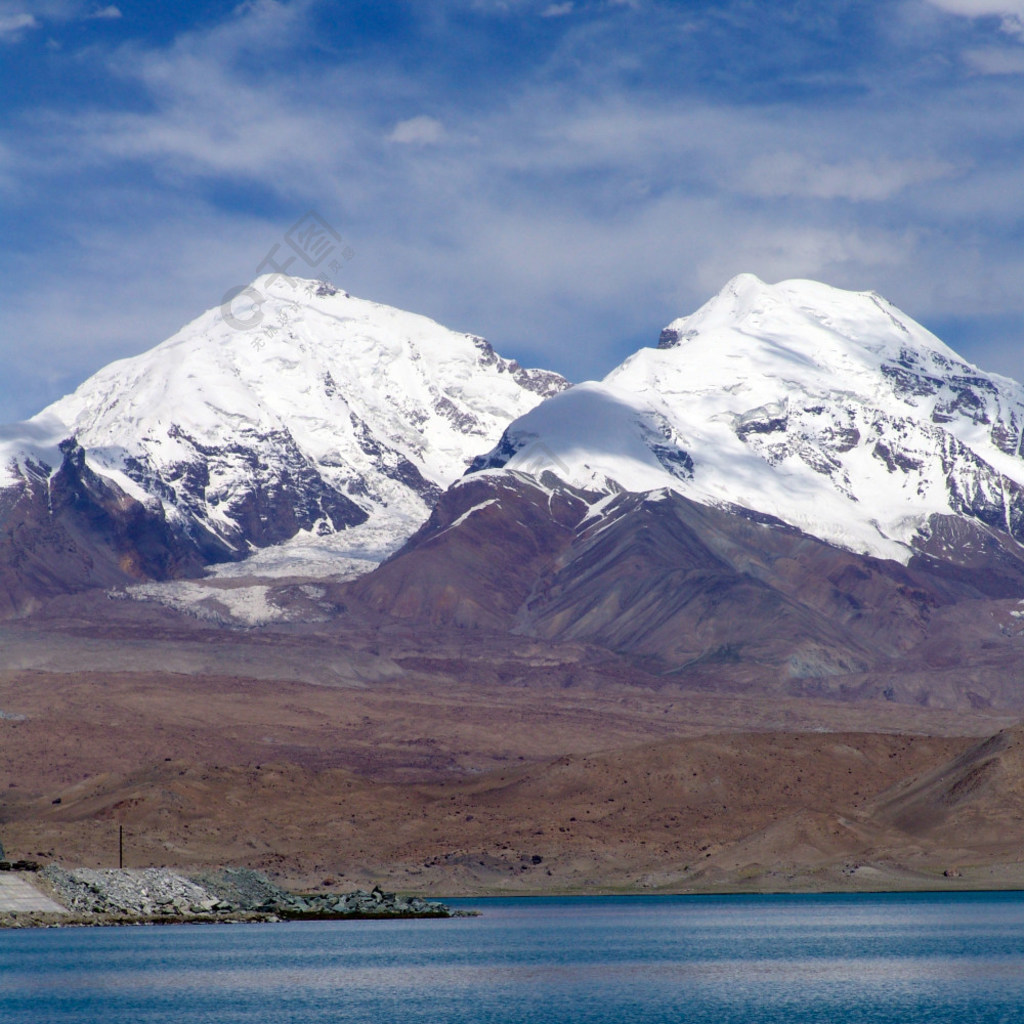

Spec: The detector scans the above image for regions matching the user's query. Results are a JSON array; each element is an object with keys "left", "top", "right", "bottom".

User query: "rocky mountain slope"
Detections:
[
  {"left": 349, "top": 470, "right": 1024, "bottom": 706},
  {"left": 0, "top": 276, "right": 566, "bottom": 613}
]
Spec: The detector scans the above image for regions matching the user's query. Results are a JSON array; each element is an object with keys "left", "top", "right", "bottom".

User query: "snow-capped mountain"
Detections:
[
  {"left": 473, "top": 274, "right": 1024, "bottom": 562},
  {"left": 0, "top": 276, "right": 566, "bottom": 609},
  {"left": 354, "top": 276, "right": 1024, "bottom": 703}
]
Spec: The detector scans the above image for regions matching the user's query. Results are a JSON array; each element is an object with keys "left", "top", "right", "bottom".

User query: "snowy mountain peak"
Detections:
[
  {"left": 475, "top": 276, "right": 1024, "bottom": 562},
  {"left": 0, "top": 277, "right": 569, "bottom": 574},
  {"left": 656, "top": 274, "right": 959, "bottom": 374}
]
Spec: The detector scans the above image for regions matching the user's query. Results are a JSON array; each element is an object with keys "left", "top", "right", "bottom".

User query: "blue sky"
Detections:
[{"left": 1, "top": 0, "right": 1024, "bottom": 420}]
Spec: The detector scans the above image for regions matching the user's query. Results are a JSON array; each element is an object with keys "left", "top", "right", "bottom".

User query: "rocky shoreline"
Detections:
[{"left": 0, "top": 866, "right": 459, "bottom": 929}]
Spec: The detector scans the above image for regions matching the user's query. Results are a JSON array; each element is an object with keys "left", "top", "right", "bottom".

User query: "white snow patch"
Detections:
[
  {"left": 207, "top": 513, "right": 418, "bottom": 580},
  {"left": 125, "top": 581, "right": 287, "bottom": 626},
  {"left": 429, "top": 498, "right": 499, "bottom": 542}
]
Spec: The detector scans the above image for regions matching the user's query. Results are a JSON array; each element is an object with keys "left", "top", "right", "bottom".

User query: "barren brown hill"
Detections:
[
  {"left": 870, "top": 725, "right": 1024, "bottom": 852},
  {"left": 1, "top": 622, "right": 1020, "bottom": 895},
  {"left": 350, "top": 474, "right": 1024, "bottom": 708},
  {"left": 3, "top": 480, "right": 1024, "bottom": 894}
]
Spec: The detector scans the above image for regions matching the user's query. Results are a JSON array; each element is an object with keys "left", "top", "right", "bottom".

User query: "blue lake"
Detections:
[{"left": 3, "top": 892, "right": 1024, "bottom": 1023}]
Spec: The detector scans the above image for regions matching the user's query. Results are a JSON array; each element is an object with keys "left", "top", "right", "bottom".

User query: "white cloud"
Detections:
[
  {"left": 692, "top": 222, "right": 914, "bottom": 296},
  {"left": 389, "top": 115, "right": 445, "bottom": 144},
  {"left": 924, "top": 1, "right": 1024, "bottom": 35},
  {"left": 541, "top": 2, "right": 574, "bottom": 16},
  {"left": 964, "top": 44, "right": 1024, "bottom": 69},
  {"left": 50, "top": 0, "right": 363, "bottom": 189},
  {"left": 0, "top": 12, "right": 37, "bottom": 38},
  {"left": 925, "top": 0, "right": 1024, "bottom": 12},
  {"left": 740, "top": 153, "right": 958, "bottom": 201},
  {"left": 10, "top": 53, "right": 1024, "bottom": 388},
  {"left": 89, "top": 4, "right": 121, "bottom": 18},
  {"left": 0, "top": 0, "right": 119, "bottom": 26}
]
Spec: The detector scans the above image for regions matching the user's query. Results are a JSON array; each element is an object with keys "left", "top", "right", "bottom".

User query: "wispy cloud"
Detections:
[
  {"left": 389, "top": 116, "right": 445, "bottom": 144},
  {"left": 924, "top": 0, "right": 1024, "bottom": 35},
  {"left": 964, "top": 44, "right": 1024, "bottom": 69},
  {"left": 1, "top": 0, "right": 1023, "bottom": 419},
  {"left": 0, "top": 12, "right": 37, "bottom": 39},
  {"left": 926, "top": 0, "right": 1024, "bottom": 13},
  {"left": 739, "top": 153, "right": 959, "bottom": 201}
]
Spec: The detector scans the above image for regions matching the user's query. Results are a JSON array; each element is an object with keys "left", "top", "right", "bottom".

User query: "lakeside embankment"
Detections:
[{"left": 0, "top": 864, "right": 456, "bottom": 928}]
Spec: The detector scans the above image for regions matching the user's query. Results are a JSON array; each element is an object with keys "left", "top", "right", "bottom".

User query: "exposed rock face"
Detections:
[
  {"left": 0, "top": 441, "right": 213, "bottom": 617},
  {"left": 150, "top": 424, "right": 371, "bottom": 549}
]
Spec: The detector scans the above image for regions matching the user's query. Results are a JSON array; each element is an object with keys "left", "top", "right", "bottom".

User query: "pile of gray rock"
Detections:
[
  {"left": 193, "top": 868, "right": 450, "bottom": 918},
  {"left": 40, "top": 865, "right": 452, "bottom": 922},
  {"left": 43, "top": 867, "right": 234, "bottom": 918},
  {"left": 274, "top": 887, "right": 450, "bottom": 918},
  {"left": 189, "top": 866, "right": 289, "bottom": 911}
]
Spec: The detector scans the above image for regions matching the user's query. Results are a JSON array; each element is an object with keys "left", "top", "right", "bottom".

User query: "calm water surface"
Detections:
[{"left": 2, "top": 892, "right": 1024, "bottom": 1023}]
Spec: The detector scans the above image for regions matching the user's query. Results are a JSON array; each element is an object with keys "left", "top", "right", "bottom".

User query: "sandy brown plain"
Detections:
[{"left": 3, "top": 599, "right": 1023, "bottom": 896}]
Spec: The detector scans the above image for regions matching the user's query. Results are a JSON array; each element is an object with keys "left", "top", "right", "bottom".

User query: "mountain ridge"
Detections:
[
  {"left": 347, "top": 468, "right": 1024, "bottom": 706},
  {"left": 474, "top": 273, "right": 1024, "bottom": 563},
  {"left": 0, "top": 276, "right": 568, "bottom": 612},
  {"left": 4, "top": 270, "right": 1024, "bottom": 641}
]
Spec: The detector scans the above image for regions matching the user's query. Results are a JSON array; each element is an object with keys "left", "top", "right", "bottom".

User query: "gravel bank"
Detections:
[{"left": 13, "top": 865, "right": 455, "bottom": 928}]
